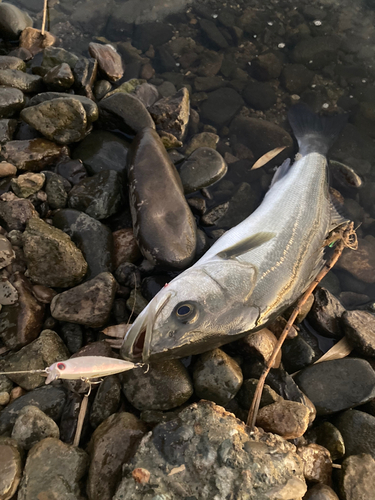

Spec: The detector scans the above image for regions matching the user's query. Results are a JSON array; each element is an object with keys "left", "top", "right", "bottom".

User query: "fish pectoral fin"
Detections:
[
  {"left": 269, "top": 158, "right": 292, "bottom": 189},
  {"left": 329, "top": 193, "right": 350, "bottom": 232},
  {"left": 216, "top": 232, "right": 275, "bottom": 259}
]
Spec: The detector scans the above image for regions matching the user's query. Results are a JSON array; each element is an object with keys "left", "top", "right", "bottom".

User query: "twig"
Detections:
[
  {"left": 246, "top": 222, "right": 357, "bottom": 430},
  {"left": 73, "top": 393, "right": 89, "bottom": 446},
  {"left": 41, "top": 0, "right": 48, "bottom": 36}
]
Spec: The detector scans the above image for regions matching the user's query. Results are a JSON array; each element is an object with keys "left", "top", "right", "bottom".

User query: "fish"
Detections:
[{"left": 120, "top": 104, "right": 348, "bottom": 363}]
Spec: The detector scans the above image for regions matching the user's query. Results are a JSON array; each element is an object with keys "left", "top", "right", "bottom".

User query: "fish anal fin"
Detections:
[
  {"left": 269, "top": 158, "right": 292, "bottom": 189},
  {"left": 217, "top": 231, "right": 275, "bottom": 259}
]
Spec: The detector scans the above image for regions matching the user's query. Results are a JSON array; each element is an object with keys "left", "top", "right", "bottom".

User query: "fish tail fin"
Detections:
[{"left": 288, "top": 103, "right": 347, "bottom": 156}]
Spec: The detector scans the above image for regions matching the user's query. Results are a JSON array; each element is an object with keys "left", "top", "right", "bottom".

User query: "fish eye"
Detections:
[
  {"left": 174, "top": 302, "right": 198, "bottom": 324},
  {"left": 177, "top": 305, "right": 191, "bottom": 317},
  {"left": 57, "top": 363, "right": 66, "bottom": 370}
]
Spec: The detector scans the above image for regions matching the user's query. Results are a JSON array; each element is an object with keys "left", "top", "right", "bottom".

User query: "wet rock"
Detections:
[
  {"left": 294, "top": 36, "right": 341, "bottom": 70},
  {"left": 72, "top": 56, "right": 98, "bottom": 98},
  {"left": 122, "top": 359, "right": 193, "bottom": 411},
  {"left": 90, "top": 375, "right": 121, "bottom": 429},
  {"left": 0, "top": 272, "right": 44, "bottom": 350},
  {"left": 0, "top": 234, "right": 15, "bottom": 269},
  {"left": 11, "top": 171, "right": 45, "bottom": 198},
  {"left": 199, "top": 18, "right": 228, "bottom": 49},
  {"left": 114, "top": 261, "right": 140, "bottom": 288},
  {"left": 2, "top": 138, "right": 66, "bottom": 171},
  {"left": 94, "top": 79, "right": 112, "bottom": 100},
  {"left": 133, "top": 82, "right": 159, "bottom": 107},
  {"left": 307, "top": 421, "right": 345, "bottom": 461},
  {"left": 335, "top": 409, "right": 375, "bottom": 459},
  {"left": 53, "top": 209, "right": 114, "bottom": 281},
  {"left": 43, "top": 63, "right": 74, "bottom": 91},
  {"left": 104, "top": 79, "right": 146, "bottom": 99},
  {"left": 251, "top": 53, "right": 283, "bottom": 81},
  {"left": 28, "top": 92, "right": 98, "bottom": 124},
  {"left": 0, "top": 87, "right": 25, "bottom": 118},
  {"left": 99, "top": 92, "right": 155, "bottom": 135},
  {"left": 44, "top": 171, "right": 68, "bottom": 209},
  {"left": 307, "top": 287, "right": 346, "bottom": 339},
  {"left": 2, "top": 329, "right": 69, "bottom": 390},
  {"left": 0, "top": 55, "right": 26, "bottom": 71},
  {"left": 21, "top": 98, "right": 88, "bottom": 145},
  {"left": 23, "top": 217, "right": 87, "bottom": 287},
  {"left": 0, "top": 385, "right": 67, "bottom": 434},
  {"left": 217, "top": 182, "right": 259, "bottom": 229},
  {"left": 337, "top": 238, "right": 375, "bottom": 283},
  {"left": 126, "top": 288, "right": 149, "bottom": 316},
  {"left": 56, "top": 157, "right": 87, "bottom": 185},
  {"left": 19, "top": 27, "right": 57, "bottom": 57},
  {"left": 89, "top": 42, "right": 124, "bottom": 82},
  {"left": 59, "top": 322, "right": 83, "bottom": 354},
  {"left": 256, "top": 400, "right": 311, "bottom": 439},
  {"left": 201, "top": 88, "right": 244, "bottom": 126},
  {"left": 68, "top": 169, "right": 123, "bottom": 220},
  {"left": 340, "top": 453, "right": 375, "bottom": 499},
  {"left": 304, "top": 484, "right": 339, "bottom": 500},
  {"left": 32, "top": 284, "right": 57, "bottom": 304},
  {"left": 72, "top": 130, "right": 130, "bottom": 175},
  {"left": 0, "top": 196, "right": 38, "bottom": 231},
  {"left": 128, "top": 127, "right": 196, "bottom": 269},
  {"left": 113, "top": 228, "right": 141, "bottom": 268},
  {"left": 294, "top": 358, "right": 375, "bottom": 416},
  {"left": 87, "top": 412, "right": 146, "bottom": 500},
  {"left": 51, "top": 272, "right": 117, "bottom": 327},
  {"left": 42, "top": 46, "right": 79, "bottom": 71},
  {"left": 17, "top": 437, "right": 88, "bottom": 500},
  {"left": 237, "top": 378, "right": 282, "bottom": 410},
  {"left": 179, "top": 147, "right": 227, "bottom": 194},
  {"left": 0, "top": 437, "right": 22, "bottom": 500},
  {"left": 194, "top": 76, "right": 226, "bottom": 92},
  {"left": 0, "top": 69, "right": 43, "bottom": 93},
  {"left": 341, "top": 310, "right": 375, "bottom": 356},
  {"left": 243, "top": 81, "right": 277, "bottom": 110},
  {"left": 114, "top": 401, "right": 306, "bottom": 500},
  {"left": 11, "top": 405, "right": 60, "bottom": 449},
  {"left": 201, "top": 201, "right": 229, "bottom": 226},
  {"left": 241, "top": 327, "right": 281, "bottom": 366},
  {"left": 296, "top": 444, "right": 332, "bottom": 484},
  {"left": 0, "top": 3, "right": 33, "bottom": 40},
  {"left": 282, "top": 335, "right": 316, "bottom": 373},
  {"left": 281, "top": 64, "right": 314, "bottom": 94},
  {"left": 149, "top": 87, "right": 190, "bottom": 141},
  {"left": 0, "top": 119, "right": 17, "bottom": 143},
  {"left": 184, "top": 131, "right": 219, "bottom": 156},
  {"left": 194, "top": 351, "right": 241, "bottom": 407}
]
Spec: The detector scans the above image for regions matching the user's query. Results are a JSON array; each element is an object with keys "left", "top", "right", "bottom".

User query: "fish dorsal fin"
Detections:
[
  {"left": 329, "top": 193, "right": 349, "bottom": 232},
  {"left": 217, "top": 231, "right": 275, "bottom": 259},
  {"left": 269, "top": 158, "right": 292, "bottom": 189}
]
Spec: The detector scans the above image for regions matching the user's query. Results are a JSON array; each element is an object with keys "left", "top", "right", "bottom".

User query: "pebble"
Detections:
[
  {"left": 341, "top": 310, "right": 375, "bottom": 356},
  {"left": 56, "top": 157, "right": 87, "bottom": 185},
  {"left": 44, "top": 171, "right": 68, "bottom": 209},
  {"left": 293, "top": 35, "right": 341, "bottom": 69},
  {"left": 304, "top": 484, "right": 339, "bottom": 500},
  {"left": 179, "top": 147, "right": 227, "bottom": 194},
  {"left": 0, "top": 2, "right": 33, "bottom": 40},
  {"left": 243, "top": 81, "right": 277, "bottom": 110},
  {"left": 0, "top": 55, "right": 26, "bottom": 71},
  {"left": 94, "top": 79, "right": 112, "bottom": 100},
  {"left": 115, "top": 261, "right": 141, "bottom": 288},
  {"left": 184, "top": 131, "right": 219, "bottom": 156},
  {"left": 241, "top": 328, "right": 281, "bottom": 367},
  {"left": 126, "top": 288, "right": 150, "bottom": 316},
  {"left": 22, "top": 217, "right": 88, "bottom": 287},
  {"left": 201, "top": 88, "right": 245, "bottom": 126},
  {"left": 307, "top": 421, "right": 345, "bottom": 461},
  {"left": 0, "top": 87, "right": 25, "bottom": 118},
  {"left": 0, "top": 437, "right": 22, "bottom": 500},
  {"left": 149, "top": 87, "right": 190, "bottom": 141},
  {"left": 2, "top": 138, "right": 67, "bottom": 171},
  {"left": 32, "top": 284, "right": 57, "bottom": 303},
  {"left": 0, "top": 233, "right": 15, "bottom": 269},
  {"left": 112, "top": 228, "right": 141, "bottom": 268},
  {"left": 89, "top": 375, "right": 121, "bottom": 429},
  {"left": 11, "top": 172, "right": 45, "bottom": 198},
  {"left": 0, "top": 197, "right": 38, "bottom": 231},
  {"left": 335, "top": 409, "right": 375, "bottom": 459},
  {"left": 256, "top": 400, "right": 311, "bottom": 439},
  {"left": 307, "top": 287, "right": 346, "bottom": 338},
  {"left": 199, "top": 19, "right": 228, "bottom": 49},
  {"left": 282, "top": 335, "right": 316, "bottom": 373},
  {"left": 51, "top": 272, "right": 117, "bottom": 327},
  {"left": 340, "top": 453, "right": 375, "bottom": 500},
  {"left": 296, "top": 443, "right": 332, "bottom": 484},
  {"left": 237, "top": 378, "right": 282, "bottom": 410},
  {"left": 89, "top": 42, "right": 124, "bottom": 82},
  {"left": 0, "top": 69, "right": 43, "bottom": 93},
  {"left": 192, "top": 348, "right": 243, "bottom": 406},
  {"left": 133, "top": 82, "right": 159, "bottom": 108},
  {"left": 0, "top": 278, "right": 18, "bottom": 306},
  {"left": 281, "top": 64, "right": 314, "bottom": 94},
  {"left": 251, "top": 53, "right": 283, "bottom": 81},
  {"left": 294, "top": 358, "right": 375, "bottom": 415},
  {"left": 18, "top": 27, "right": 57, "bottom": 57},
  {"left": 28, "top": 92, "right": 98, "bottom": 124},
  {"left": 87, "top": 412, "right": 146, "bottom": 500},
  {"left": 0, "top": 119, "right": 17, "bottom": 143},
  {"left": 68, "top": 169, "right": 123, "bottom": 220},
  {"left": 11, "top": 405, "right": 60, "bottom": 449},
  {"left": 43, "top": 62, "right": 75, "bottom": 91}
]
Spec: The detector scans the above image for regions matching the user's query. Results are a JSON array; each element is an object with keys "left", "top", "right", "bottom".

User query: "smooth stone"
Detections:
[
  {"left": 21, "top": 98, "right": 88, "bottom": 145},
  {"left": 294, "top": 358, "right": 375, "bottom": 416},
  {"left": 251, "top": 53, "right": 283, "bottom": 81},
  {"left": 112, "top": 228, "right": 141, "bottom": 268},
  {"left": 17, "top": 438, "right": 88, "bottom": 500},
  {"left": 241, "top": 327, "right": 281, "bottom": 367},
  {"left": 0, "top": 119, "right": 17, "bottom": 143},
  {"left": 11, "top": 405, "right": 60, "bottom": 449},
  {"left": 41, "top": 46, "right": 79, "bottom": 71},
  {"left": 0, "top": 87, "right": 25, "bottom": 118},
  {"left": 307, "top": 287, "right": 346, "bottom": 339},
  {"left": 122, "top": 359, "right": 193, "bottom": 411},
  {"left": 243, "top": 81, "right": 277, "bottom": 110},
  {"left": 0, "top": 438, "right": 22, "bottom": 500},
  {"left": 51, "top": 272, "right": 117, "bottom": 327},
  {"left": 133, "top": 21, "right": 173, "bottom": 52},
  {"left": 0, "top": 385, "right": 67, "bottom": 435},
  {"left": 296, "top": 444, "right": 332, "bottom": 484},
  {"left": 0, "top": 197, "right": 38, "bottom": 231},
  {"left": 114, "top": 262, "right": 140, "bottom": 288},
  {"left": 179, "top": 147, "right": 227, "bottom": 194},
  {"left": 194, "top": 76, "right": 226, "bottom": 92},
  {"left": 23, "top": 217, "right": 87, "bottom": 287},
  {"left": 0, "top": 69, "right": 43, "bottom": 93},
  {"left": 237, "top": 378, "right": 282, "bottom": 410},
  {"left": 104, "top": 79, "right": 146, "bottom": 99},
  {"left": 59, "top": 322, "right": 83, "bottom": 354},
  {"left": 89, "top": 42, "right": 124, "bottom": 82},
  {"left": 56, "top": 157, "right": 87, "bottom": 185},
  {"left": 126, "top": 288, "right": 149, "bottom": 316},
  {"left": 148, "top": 87, "right": 190, "bottom": 141},
  {"left": 72, "top": 130, "right": 130, "bottom": 175},
  {"left": 53, "top": 209, "right": 114, "bottom": 281},
  {"left": 44, "top": 171, "right": 68, "bottom": 209},
  {"left": 0, "top": 55, "right": 26, "bottom": 71},
  {"left": 32, "top": 284, "right": 57, "bottom": 304},
  {"left": 0, "top": 280, "right": 18, "bottom": 306},
  {"left": 72, "top": 56, "right": 98, "bottom": 98},
  {"left": 99, "top": 92, "right": 155, "bottom": 135},
  {"left": 141, "top": 274, "right": 169, "bottom": 301},
  {"left": 90, "top": 375, "right": 121, "bottom": 429},
  {"left": 256, "top": 400, "right": 310, "bottom": 439},
  {"left": 2, "top": 139, "right": 67, "bottom": 171},
  {"left": 340, "top": 453, "right": 375, "bottom": 499},
  {"left": 193, "top": 348, "right": 243, "bottom": 406},
  {"left": 199, "top": 18, "right": 228, "bottom": 49},
  {"left": 304, "top": 484, "right": 339, "bottom": 500},
  {"left": 1, "top": 329, "right": 69, "bottom": 390},
  {"left": 282, "top": 335, "right": 316, "bottom": 373},
  {"left": 201, "top": 88, "right": 244, "bottom": 126},
  {"left": 68, "top": 169, "right": 123, "bottom": 220},
  {"left": 94, "top": 79, "right": 112, "bottom": 100},
  {"left": 113, "top": 401, "right": 306, "bottom": 500},
  {"left": 341, "top": 310, "right": 375, "bottom": 356},
  {"left": 28, "top": 92, "right": 98, "bottom": 124},
  {"left": 184, "top": 131, "right": 219, "bottom": 156},
  {"left": 87, "top": 412, "right": 146, "bottom": 500},
  {"left": 11, "top": 172, "right": 45, "bottom": 198},
  {"left": 0, "top": 272, "right": 45, "bottom": 350},
  {"left": 18, "top": 27, "right": 57, "bottom": 57},
  {"left": 43, "top": 63, "right": 75, "bottom": 91},
  {"left": 128, "top": 127, "right": 196, "bottom": 269},
  {"left": 307, "top": 421, "right": 345, "bottom": 461},
  {"left": 0, "top": 3, "right": 33, "bottom": 40},
  {"left": 281, "top": 64, "right": 315, "bottom": 94},
  {"left": 293, "top": 36, "right": 341, "bottom": 70},
  {"left": 0, "top": 234, "right": 15, "bottom": 269},
  {"left": 133, "top": 82, "right": 159, "bottom": 108},
  {"left": 335, "top": 409, "right": 375, "bottom": 459}
]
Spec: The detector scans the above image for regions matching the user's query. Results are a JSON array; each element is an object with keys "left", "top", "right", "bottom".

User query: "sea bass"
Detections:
[{"left": 120, "top": 104, "right": 348, "bottom": 363}]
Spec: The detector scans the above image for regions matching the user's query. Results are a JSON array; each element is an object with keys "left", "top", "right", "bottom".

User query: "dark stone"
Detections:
[
  {"left": 0, "top": 197, "right": 37, "bottom": 232},
  {"left": 11, "top": 405, "right": 60, "bottom": 449},
  {"left": 237, "top": 378, "right": 282, "bottom": 410},
  {"left": 335, "top": 410, "right": 375, "bottom": 459},
  {"left": 307, "top": 287, "right": 346, "bottom": 338},
  {"left": 341, "top": 310, "right": 375, "bottom": 356},
  {"left": 281, "top": 64, "right": 315, "bottom": 94},
  {"left": 201, "top": 88, "right": 244, "bottom": 126},
  {"left": 27, "top": 92, "right": 98, "bottom": 124},
  {"left": 0, "top": 3, "right": 33, "bottom": 40},
  {"left": 90, "top": 375, "right": 121, "bottom": 429},
  {"left": 194, "top": 76, "right": 227, "bottom": 92},
  {"left": 212, "top": 182, "right": 256, "bottom": 229},
  {"left": 306, "top": 421, "right": 345, "bottom": 461},
  {"left": 89, "top": 42, "right": 124, "bottom": 82},
  {"left": 282, "top": 335, "right": 316, "bottom": 373},
  {"left": 43, "top": 63, "right": 74, "bottom": 91},
  {"left": 132, "top": 82, "right": 159, "bottom": 108},
  {"left": 251, "top": 53, "right": 283, "bottom": 81},
  {"left": 43, "top": 171, "right": 68, "bottom": 209},
  {"left": 94, "top": 79, "right": 112, "bottom": 100},
  {"left": 55, "top": 158, "right": 88, "bottom": 185},
  {"left": 0, "top": 87, "right": 25, "bottom": 118},
  {"left": 59, "top": 322, "right": 83, "bottom": 354},
  {"left": 243, "top": 81, "right": 277, "bottom": 110},
  {"left": 179, "top": 147, "right": 228, "bottom": 194},
  {"left": 0, "top": 118, "right": 17, "bottom": 143},
  {"left": 133, "top": 22, "right": 174, "bottom": 52},
  {"left": 201, "top": 202, "right": 229, "bottom": 226},
  {"left": 337, "top": 237, "right": 375, "bottom": 284},
  {"left": 127, "top": 127, "right": 196, "bottom": 270},
  {"left": 59, "top": 392, "right": 84, "bottom": 444},
  {"left": 294, "top": 358, "right": 375, "bottom": 416},
  {"left": 148, "top": 87, "right": 190, "bottom": 141},
  {"left": 199, "top": 19, "right": 229, "bottom": 49},
  {"left": 114, "top": 262, "right": 140, "bottom": 288},
  {"left": 0, "top": 69, "right": 43, "bottom": 93},
  {"left": 72, "top": 56, "right": 98, "bottom": 98},
  {"left": 293, "top": 36, "right": 341, "bottom": 70},
  {"left": 41, "top": 46, "right": 79, "bottom": 71},
  {"left": 2, "top": 139, "right": 67, "bottom": 171}
]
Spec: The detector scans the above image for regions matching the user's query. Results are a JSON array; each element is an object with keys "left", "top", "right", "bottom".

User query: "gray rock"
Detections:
[
  {"left": 68, "top": 169, "right": 123, "bottom": 219},
  {"left": 23, "top": 217, "right": 87, "bottom": 287},
  {"left": 11, "top": 172, "right": 45, "bottom": 198},
  {"left": 281, "top": 64, "right": 315, "bottom": 94},
  {"left": 0, "top": 197, "right": 38, "bottom": 231},
  {"left": 43, "top": 63, "right": 75, "bottom": 91},
  {"left": 307, "top": 287, "right": 346, "bottom": 339},
  {"left": 342, "top": 455, "right": 375, "bottom": 500},
  {"left": 0, "top": 279, "right": 18, "bottom": 306},
  {"left": 0, "top": 87, "right": 25, "bottom": 118},
  {"left": 50, "top": 272, "right": 117, "bottom": 327},
  {"left": 0, "top": 3, "right": 33, "bottom": 40},
  {"left": 90, "top": 375, "right": 121, "bottom": 429},
  {"left": 0, "top": 234, "right": 15, "bottom": 269},
  {"left": 294, "top": 36, "right": 341, "bottom": 70},
  {"left": 341, "top": 310, "right": 375, "bottom": 356},
  {"left": 71, "top": 0, "right": 114, "bottom": 35},
  {"left": 193, "top": 348, "right": 243, "bottom": 406},
  {"left": 337, "top": 237, "right": 375, "bottom": 284},
  {"left": 89, "top": 42, "right": 124, "bottom": 82},
  {"left": 44, "top": 171, "right": 68, "bottom": 209},
  {"left": 243, "top": 81, "right": 277, "bottom": 110},
  {"left": 122, "top": 359, "right": 193, "bottom": 411},
  {"left": 133, "top": 82, "right": 159, "bottom": 108},
  {"left": 307, "top": 421, "right": 345, "bottom": 461},
  {"left": 0, "top": 437, "right": 22, "bottom": 500},
  {"left": 0, "top": 69, "right": 43, "bottom": 93},
  {"left": 113, "top": 401, "right": 306, "bottom": 500},
  {"left": 335, "top": 410, "right": 375, "bottom": 459},
  {"left": 17, "top": 438, "right": 88, "bottom": 500},
  {"left": 0, "top": 118, "right": 17, "bottom": 143},
  {"left": 201, "top": 87, "right": 244, "bottom": 126},
  {"left": 11, "top": 405, "right": 60, "bottom": 449},
  {"left": 194, "top": 76, "right": 227, "bottom": 92},
  {"left": 213, "top": 182, "right": 257, "bottom": 229},
  {"left": 149, "top": 87, "right": 190, "bottom": 141},
  {"left": 72, "top": 56, "right": 98, "bottom": 98},
  {"left": 28, "top": 92, "right": 98, "bottom": 124},
  {"left": 251, "top": 53, "right": 283, "bottom": 81},
  {"left": 294, "top": 358, "right": 375, "bottom": 416},
  {"left": 21, "top": 98, "right": 88, "bottom": 145},
  {"left": 2, "top": 138, "right": 67, "bottom": 171},
  {"left": 199, "top": 18, "right": 228, "bottom": 49},
  {"left": 41, "top": 46, "right": 79, "bottom": 71},
  {"left": 282, "top": 335, "right": 316, "bottom": 373},
  {"left": 0, "top": 55, "right": 26, "bottom": 71},
  {"left": 179, "top": 147, "right": 227, "bottom": 194},
  {"left": 87, "top": 412, "right": 146, "bottom": 500},
  {"left": 94, "top": 79, "right": 112, "bottom": 100},
  {"left": 304, "top": 484, "right": 339, "bottom": 500}
]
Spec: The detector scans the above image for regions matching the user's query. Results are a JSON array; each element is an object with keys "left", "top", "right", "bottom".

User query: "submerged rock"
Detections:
[
  {"left": 0, "top": 3, "right": 33, "bottom": 40},
  {"left": 128, "top": 127, "right": 196, "bottom": 269},
  {"left": 201, "top": 87, "right": 244, "bottom": 126},
  {"left": 179, "top": 147, "right": 227, "bottom": 194},
  {"left": 149, "top": 87, "right": 190, "bottom": 141}
]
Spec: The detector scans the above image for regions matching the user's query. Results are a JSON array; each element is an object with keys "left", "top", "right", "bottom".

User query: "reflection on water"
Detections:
[{"left": 3, "top": 0, "right": 375, "bottom": 309}]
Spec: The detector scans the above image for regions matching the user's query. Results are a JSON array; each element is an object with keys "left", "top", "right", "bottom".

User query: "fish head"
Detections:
[
  {"left": 45, "top": 361, "right": 67, "bottom": 384},
  {"left": 120, "top": 259, "right": 260, "bottom": 362}
]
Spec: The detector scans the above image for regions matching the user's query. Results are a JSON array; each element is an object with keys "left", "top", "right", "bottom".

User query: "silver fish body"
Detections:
[{"left": 120, "top": 104, "right": 347, "bottom": 363}]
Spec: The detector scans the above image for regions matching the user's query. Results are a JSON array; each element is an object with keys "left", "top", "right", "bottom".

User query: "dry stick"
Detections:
[
  {"left": 41, "top": 0, "right": 48, "bottom": 35},
  {"left": 73, "top": 392, "right": 89, "bottom": 446},
  {"left": 246, "top": 222, "right": 358, "bottom": 430}
]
